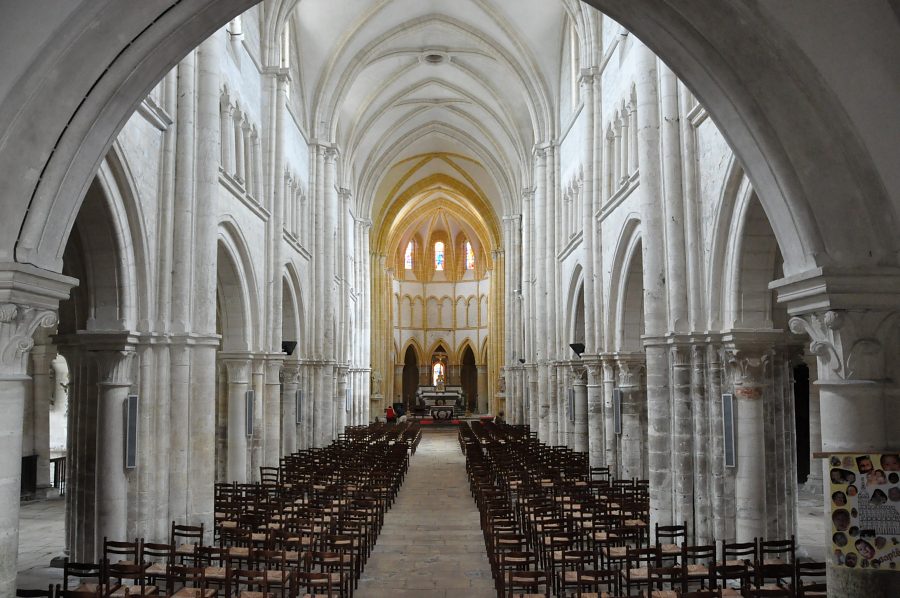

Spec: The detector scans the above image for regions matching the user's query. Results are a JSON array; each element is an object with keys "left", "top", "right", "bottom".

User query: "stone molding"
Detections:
[
  {"left": 0, "top": 303, "right": 58, "bottom": 378},
  {"left": 96, "top": 350, "right": 136, "bottom": 387},
  {"left": 788, "top": 309, "right": 899, "bottom": 382},
  {"left": 582, "top": 355, "right": 603, "bottom": 385},
  {"left": 724, "top": 347, "right": 773, "bottom": 400},
  {"left": 221, "top": 357, "right": 252, "bottom": 384}
]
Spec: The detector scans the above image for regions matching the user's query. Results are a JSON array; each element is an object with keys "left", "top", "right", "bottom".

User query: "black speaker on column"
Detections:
[
  {"left": 613, "top": 388, "right": 622, "bottom": 435},
  {"left": 125, "top": 394, "right": 139, "bottom": 469},
  {"left": 245, "top": 389, "right": 255, "bottom": 437},
  {"left": 722, "top": 393, "right": 736, "bottom": 467}
]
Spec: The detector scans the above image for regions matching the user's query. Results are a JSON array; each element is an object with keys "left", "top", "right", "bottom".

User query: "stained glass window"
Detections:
[
  {"left": 404, "top": 241, "right": 413, "bottom": 270},
  {"left": 465, "top": 241, "right": 475, "bottom": 270},
  {"left": 434, "top": 241, "right": 445, "bottom": 271},
  {"left": 432, "top": 362, "right": 445, "bottom": 386}
]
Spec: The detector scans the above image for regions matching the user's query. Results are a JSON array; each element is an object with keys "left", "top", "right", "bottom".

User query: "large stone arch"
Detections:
[
  {"left": 3, "top": 1, "right": 898, "bottom": 282},
  {"left": 216, "top": 223, "right": 259, "bottom": 352},
  {"left": 606, "top": 217, "right": 643, "bottom": 353}
]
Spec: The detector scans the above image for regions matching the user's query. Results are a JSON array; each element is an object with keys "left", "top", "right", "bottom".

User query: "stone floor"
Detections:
[
  {"left": 16, "top": 434, "right": 828, "bottom": 594},
  {"left": 355, "top": 428, "right": 496, "bottom": 597}
]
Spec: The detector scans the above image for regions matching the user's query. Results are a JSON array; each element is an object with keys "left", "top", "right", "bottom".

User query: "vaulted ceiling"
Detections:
[{"left": 286, "top": 0, "right": 590, "bottom": 224}]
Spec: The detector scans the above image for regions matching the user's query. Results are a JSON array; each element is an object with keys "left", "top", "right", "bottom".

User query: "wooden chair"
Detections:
[
  {"left": 505, "top": 570, "right": 550, "bottom": 598},
  {"left": 297, "top": 571, "right": 335, "bottom": 597},
  {"left": 62, "top": 560, "right": 107, "bottom": 597},
  {"left": 681, "top": 544, "right": 717, "bottom": 589},
  {"left": 646, "top": 565, "right": 685, "bottom": 597},
  {"left": 142, "top": 542, "right": 175, "bottom": 584},
  {"left": 567, "top": 568, "right": 620, "bottom": 597},
  {"left": 105, "top": 560, "right": 157, "bottom": 597},
  {"left": 655, "top": 521, "right": 688, "bottom": 563},
  {"left": 621, "top": 546, "right": 660, "bottom": 595},
  {"left": 496, "top": 551, "right": 537, "bottom": 596},
  {"left": 679, "top": 590, "right": 723, "bottom": 598},
  {"left": 794, "top": 562, "right": 825, "bottom": 598},
  {"left": 171, "top": 522, "right": 204, "bottom": 564},
  {"left": 226, "top": 568, "right": 270, "bottom": 598},
  {"left": 164, "top": 563, "right": 216, "bottom": 598}
]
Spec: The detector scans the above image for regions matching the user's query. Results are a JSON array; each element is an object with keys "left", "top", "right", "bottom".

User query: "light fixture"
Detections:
[
  {"left": 569, "top": 343, "right": 585, "bottom": 358},
  {"left": 518, "top": 358, "right": 526, "bottom": 364},
  {"left": 282, "top": 341, "right": 297, "bottom": 355}
]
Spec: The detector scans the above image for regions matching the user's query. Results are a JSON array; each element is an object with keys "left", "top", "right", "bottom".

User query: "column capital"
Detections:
[
  {"left": 568, "top": 362, "right": 586, "bottom": 384},
  {"left": 671, "top": 344, "right": 692, "bottom": 367},
  {"left": 615, "top": 354, "right": 645, "bottom": 388},
  {"left": 220, "top": 354, "right": 252, "bottom": 383},
  {"left": 265, "top": 354, "right": 285, "bottom": 381},
  {"left": 788, "top": 308, "right": 899, "bottom": 382},
  {"left": 0, "top": 303, "right": 59, "bottom": 378},
  {"left": 724, "top": 346, "right": 773, "bottom": 398},
  {"left": 96, "top": 350, "right": 136, "bottom": 387},
  {"left": 581, "top": 355, "right": 603, "bottom": 384}
]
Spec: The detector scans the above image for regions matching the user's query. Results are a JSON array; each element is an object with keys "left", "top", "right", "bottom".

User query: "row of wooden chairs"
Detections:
[
  {"left": 44, "top": 422, "right": 422, "bottom": 597},
  {"left": 461, "top": 421, "right": 826, "bottom": 598}
]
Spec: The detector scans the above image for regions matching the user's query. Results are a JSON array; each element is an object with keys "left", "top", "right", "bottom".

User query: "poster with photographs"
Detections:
[{"left": 829, "top": 453, "right": 900, "bottom": 570}]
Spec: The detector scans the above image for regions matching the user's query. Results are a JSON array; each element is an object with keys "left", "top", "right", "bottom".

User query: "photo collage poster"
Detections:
[{"left": 829, "top": 453, "right": 900, "bottom": 570}]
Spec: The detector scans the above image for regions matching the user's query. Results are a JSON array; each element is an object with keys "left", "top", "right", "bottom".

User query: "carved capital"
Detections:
[
  {"left": 96, "top": 350, "right": 136, "bottom": 387},
  {"left": 222, "top": 358, "right": 251, "bottom": 384},
  {"left": 671, "top": 345, "right": 692, "bottom": 367},
  {"left": 280, "top": 363, "right": 301, "bottom": 384},
  {"left": 616, "top": 357, "right": 645, "bottom": 388},
  {"left": 0, "top": 303, "right": 58, "bottom": 378},
  {"left": 583, "top": 356, "right": 603, "bottom": 384},
  {"left": 788, "top": 309, "right": 898, "bottom": 381},
  {"left": 724, "top": 347, "right": 772, "bottom": 400},
  {"left": 568, "top": 363, "right": 586, "bottom": 385},
  {"left": 323, "top": 146, "right": 339, "bottom": 162}
]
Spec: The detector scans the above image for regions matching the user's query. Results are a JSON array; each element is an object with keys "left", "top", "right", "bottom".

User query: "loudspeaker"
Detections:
[
  {"left": 345, "top": 388, "right": 351, "bottom": 413},
  {"left": 613, "top": 388, "right": 622, "bottom": 435},
  {"left": 567, "top": 388, "right": 575, "bottom": 423},
  {"left": 245, "top": 389, "right": 255, "bottom": 437},
  {"left": 282, "top": 341, "right": 297, "bottom": 355},
  {"left": 295, "top": 389, "right": 302, "bottom": 424},
  {"left": 722, "top": 393, "right": 736, "bottom": 467},
  {"left": 125, "top": 394, "right": 139, "bottom": 469}
]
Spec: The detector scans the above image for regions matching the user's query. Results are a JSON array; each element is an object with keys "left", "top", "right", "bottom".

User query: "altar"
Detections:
[{"left": 416, "top": 385, "right": 465, "bottom": 411}]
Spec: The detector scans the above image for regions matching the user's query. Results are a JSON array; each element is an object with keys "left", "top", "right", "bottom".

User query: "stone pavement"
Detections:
[
  {"left": 16, "top": 493, "right": 65, "bottom": 590},
  {"left": 355, "top": 427, "right": 496, "bottom": 598}
]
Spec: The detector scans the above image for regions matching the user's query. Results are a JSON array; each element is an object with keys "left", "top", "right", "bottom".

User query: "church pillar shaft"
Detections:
[
  {"left": 0, "top": 302, "right": 59, "bottom": 597},
  {"left": 223, "top": 358, "right": 251, "bottom": 482},
  {"left": 548, "top": 364, "right": 558, "bottom": 444},
  {"left": 786, "top": 308, "right": 900, "bottom": 597},
  {"left": 95, "top": 349, "right": 135, "bottom": 544},
  {"left": 617, "top": 357, "right": 645, "bottom": 480},
  {"left": 602, "top": 357, "right": 618, "bottom": 472},
  {"left": 586, "top": 359, "right": 603, "bottom": 466},
  {"left": 725, "top": 345, "right": 771, "bottom": 542},
  {"left": 572, "top": 366, "right": 588, "bottom": 453},
  {"left": 671, "top": 345, "right": 694, "bottom": 531},
  {"left": 580, "top": 71, "right": 597, "bottom": 352},
  {"left": 263, "top": 357, "right": 283, "bottom": 467},
  {"left": 635, "top": 43, "right": 672, "bottom": 528},
  {"left": 30, "top": 343, "right": 56, "bottom": 494},
  {"left": 279, "top": 364, "right": 297, "bottom": 453},
  {"left": 691, "top": 344, "right": 712, "bottom": 543}
]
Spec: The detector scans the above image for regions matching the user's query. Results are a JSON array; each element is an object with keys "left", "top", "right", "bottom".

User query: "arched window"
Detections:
[
  {"left": 434, "top": 241, "right": 445, "bottom": 271},
  {"left": 404, "top": 241, "right": 414, "bottom": 270},
  {"left": 465, "top": 241, "right": 476, "bottom": 270},
  {"left": 432, "top": 361, "right": 445, "bottom": 386}
]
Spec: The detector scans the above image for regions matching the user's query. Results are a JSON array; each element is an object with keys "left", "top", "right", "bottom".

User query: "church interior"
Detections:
[{"left": 1, "top": 1, "right": 899, "bottom": 597}]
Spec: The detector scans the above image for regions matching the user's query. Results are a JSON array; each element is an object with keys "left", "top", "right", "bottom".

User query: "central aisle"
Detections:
[{"left": 355, "top": 428, "right": 495, "bottom": 597}]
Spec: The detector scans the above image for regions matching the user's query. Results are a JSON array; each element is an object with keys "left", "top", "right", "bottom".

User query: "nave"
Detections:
[{"left": 17, "top": 422, "right": 827, "bottom": 597}]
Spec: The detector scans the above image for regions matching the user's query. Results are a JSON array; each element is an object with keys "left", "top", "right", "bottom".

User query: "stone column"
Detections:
[
  {"left": 571, "top": 365, "right": 588, "bottom": 453},
  {"left": 617, "top": 356, "right": 646, "bottom": 480},
  {"left": 691, "top": 344, "right": 713, "bottom": 544},
  {"left": 263, "top": 357, "right": 283, "bottom": 466},
  {"left": 585, "top": 358, "right": 603, "bottom": 464},
  {"left": 0, "top": 300, "right": 62, "bottom": 596},
  {"left": 527, "top": 365, "right": 539, "bottom": 432},
  {"left": 548, "top": 363, "right": 559, "bottom": 443},
  {"left": 281, "top": 362, "right": 300, "bottom": 455},
  {"left": 30, "top": 339, "right": 56, "bottom": 497},
  {"left": 95, "top": 349, "right": 135, "bottom": 544},
  {"left": 476, "top": 365, "right": 488, "bottom": 414},
  {"left": 787, "top": 309, "right": 900, "bottom": 596},
  {"left": 223, "top": 357, "right": 251, "bottom": 482},
  {"left": 671, "top": 345, "right": 694, "bottom": 530},
  {"left": 724, "top": 344, "right": 772, "bottom": 542},
  {"left": 635, "top": 44, "right": 672, "bottom": 527},
  {"left": 335, "top": 367, "right": 347, "bottom": 436},
  {"left": 601, "top": 356, "right": 618, "bottom": 471}
]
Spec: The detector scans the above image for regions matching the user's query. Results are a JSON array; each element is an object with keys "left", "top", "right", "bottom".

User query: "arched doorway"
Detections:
[
  {"left": 460, "top": 346, "right": 477, "bottom": 413},
  {"left": 402, "top": 346, "right": 418, "bottom": 410}
]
